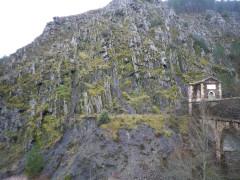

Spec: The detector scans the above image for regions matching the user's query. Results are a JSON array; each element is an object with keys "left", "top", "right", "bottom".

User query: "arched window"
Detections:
[{"left": 208, "top": 91, "right": 216, "bottom": 100}]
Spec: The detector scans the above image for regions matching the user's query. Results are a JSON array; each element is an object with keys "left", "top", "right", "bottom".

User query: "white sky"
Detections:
[{"left": 0, "top": 0, "right": 112, "bottom": 57}]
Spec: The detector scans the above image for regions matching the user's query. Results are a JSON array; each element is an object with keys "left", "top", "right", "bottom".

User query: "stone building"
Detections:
[
  {"left": 188, "top": 76, "right": 222, "bottom": 114},
  {"left": 188, "top": 76, "right": 222, "bottom": 102}
]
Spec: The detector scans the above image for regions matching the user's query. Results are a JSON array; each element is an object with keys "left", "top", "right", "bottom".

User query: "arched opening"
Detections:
[
  {"left": 208, "top": 91, "right": 216, "bottom": 100},
  {"left": 220, "top": 128, "right": 240, "bottom": 179},
  {"left": 222, "top": 129, "right": 240, "bottom": 152}
]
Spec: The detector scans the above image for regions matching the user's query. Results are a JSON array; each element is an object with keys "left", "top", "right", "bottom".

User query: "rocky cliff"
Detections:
[{"left": 0, "top": 0, "right": 240, "bottom": 179}]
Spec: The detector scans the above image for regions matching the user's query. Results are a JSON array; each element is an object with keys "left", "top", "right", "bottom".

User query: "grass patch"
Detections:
[
  {"left": 97, "top": 111, "right": 110, "bottom": 126},
  {"left": 86, "top": 82, "right": 105, "bottom": 97},
  {"left": 64, "top": 174, "right": 73, "bottom": 180},
  {"left": 178, "top": 116, "right": 189, "bottom": 135},
  {"left": 167, "top": 115, "right": 189, "bottom": 135},
  {"left": 163, "top": 129, "right": 173, "bottom": 137},
  {"left": 200, "top": 57, "right": 209, "bottom": 66},
  {"left": 122, "top": 91, "right": 151, "bottom": 112},
  {"left": 7, "top": 96, "right": 29, "bottom": 110},
  {"left": 100, "top": 114, "right": 166, "bottom": 139},
  {"left": 0, "top": 143, "right": 24, "bottom": 170}
]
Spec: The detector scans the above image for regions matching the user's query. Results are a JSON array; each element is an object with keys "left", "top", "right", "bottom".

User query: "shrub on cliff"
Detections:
[
  {"left": 97, "top": 111, "right": 110, "bottom": 126},
  {"left": 25, "top": 145, "right": 44, "bottom": 177}
]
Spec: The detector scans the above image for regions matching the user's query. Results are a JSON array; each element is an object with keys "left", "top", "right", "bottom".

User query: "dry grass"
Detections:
[{"left": 100, "top": 114, "right": 167, "bottom": 139}]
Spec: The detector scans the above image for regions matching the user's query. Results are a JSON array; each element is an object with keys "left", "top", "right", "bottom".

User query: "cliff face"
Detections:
[
  {"left": 42, "top": 119, "right": 183, "bottom": 179},
  {"left": 0, "top": 0, "right": 240, "bottom": 179}
]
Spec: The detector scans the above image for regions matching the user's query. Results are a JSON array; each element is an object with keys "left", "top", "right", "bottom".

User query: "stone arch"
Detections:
[
  {"left": 217, "top": 124, "right": 240, "bottom": 160},
  {"left": 221, "top": 128, "right": 240, "bottom": 178},
  {"left": 215, "top": 123, "right": 231, "bottom": 160},
  {"left": 221, "top": 128, "right": 240, "bottom": 152},
  {"left": 203, "top": 119, "right": 226, "bottom": 160},
  {"left": 201, "top": 119, "right": 240, "bottom": 160}
]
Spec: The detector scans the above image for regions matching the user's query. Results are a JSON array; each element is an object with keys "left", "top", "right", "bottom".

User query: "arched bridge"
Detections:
[
  {"left": 191, "top": 98, "right": 240, "bottom": 160},
  {"left": 202, "top": 116, "right": 240, "bottom": 160}
]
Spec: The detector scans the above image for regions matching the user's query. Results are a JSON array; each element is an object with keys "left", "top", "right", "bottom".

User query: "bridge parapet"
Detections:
[{"left": 191, "top": 98, "right": 240, "bottom": 120}]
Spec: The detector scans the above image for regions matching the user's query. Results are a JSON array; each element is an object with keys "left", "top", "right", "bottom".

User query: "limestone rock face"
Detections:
[
  {"left": 0, "top": 100, "right": 25, "bottom": 142},
  {"left": 0, "top": 0, "right": 240, "bottom": 178},
  {"left": 42, "top": 119, "right": 181, "bottom": 180},
  {"left": 1, "top": 0, "right": 240, "bottom": 117}
]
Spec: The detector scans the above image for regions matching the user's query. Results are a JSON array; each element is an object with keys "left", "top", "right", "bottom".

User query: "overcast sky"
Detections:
[{"left": 0, "top": 0, "right": 112, "bottom": 57}]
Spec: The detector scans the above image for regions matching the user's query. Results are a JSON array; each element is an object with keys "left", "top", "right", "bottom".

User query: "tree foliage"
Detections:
[
  {"left": 25, "top": 145, "right": 44, "bottom": 177},
  {"left": 215, "top": 0, "right": 240, "bottom": 13},
  {"left": 97, "top": 111, "right": 110, "bottom": 126},
  {"left": 168, "top": 0, "right": 215, "bottom": 13},
  {"left": 167, "top": 0, "right": 240, "bottom": 13}
]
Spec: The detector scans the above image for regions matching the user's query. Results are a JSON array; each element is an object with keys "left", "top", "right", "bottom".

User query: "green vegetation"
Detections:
[
  {"left": 175, "top": 47, "right": 206, "bottom": 84},
  {"left": 153, "top": 85, "right": 181, "bottom": 109},
  {"left": 216, "top": 1, "right": 240, "bottom": 13},
  {"left": 0, "top": 84, "right": 12, "bottom": 96},
  {"left": 122, "top": 91, "right": 151, "bottom": 112},
  {"left": 221, "top": 11, "right": 229, "bottom": 20},
  {"left": 100, "top": 114, "right": 190, "bottom": 140},
  {"left": 199, "top": 57, "right": 209, "bottom": 66},
  {"left": 118, "top": 62, "right": 134, "bottom": 75},
  {"left": 41, "top": 115, "right": 62, "bottom": 147},
  {"left": 26, "top": 114, "right": 63, "bottom": 148},
  {"left": 79, "top": 52, "right": 110, "bottom": 74},
  {"left": 192, "top": 35, "right": 209, "bottom": 54},
  {"left": 229, "top": 40, "right": 240, "bottom": 80},
  {"left": 129, "top": 94, "right": 151, "bottom": 110},
  {"left": 25, "top": 145, "right": 44, "bottom": 177},
  {"left": 150, "top": 16, "right": 163, "bottom": 28},
  {"left": 230, "top": 40, "right": 240, "bottom": 61},
  {"left": 158, "top": 85, "right": 179, "bottom": 101},
  {"left": 181, "top": 71, "right": 205, "bottom": 83},
  {"left": 0, "top": 143, "right": 24, "bottom": 171},
  {"left": 167, "top": 115, "right": 189, "bottom": 135},
  {"left": 97, "top": 111, "right": 110, "bottom": 126},
  {"left": 168, "top": 0, "right": 215, "bottom": 13},
  {"left": 163, "top": 129, "right": 173, "bottom": 137},
  {"left": 213, "top": 44, "right": 225, "bottom": 62},
  {"left": 115, "top": 49, "right": 132, "bottom": 61},
  {"left": 151, "top": 105, "right": 161, "bottom": 114},
  {"left": 3, "top": 130, "right": 18, "bottom": 142},
  {"left": 7, "top": 95, "right": 29, "bottom": 110},
  {"left": 56, "top": 84, "right": 71, "bottom": 101},
  {"left": 86, "top": 82, "right": 105, "bottom": 97},
  {"left": 212, "top": 64, "right": 236, "bottom": 95},
  {"left": 64, "top": 174, "right": 73, "bottom": 180},
  {"left": 168, "top": 0, "right": 240, "bottom": 14},
  {"left": 100, "top": 114, "right": 166, "bottom": 139},
  {"left": 178, "top": 116, "right": 189, "bottom": 135},
  {"left": 170, "top": 27, "right": 179, "bottom": 41},
  {"left": 0, "top": 3, "right": 239, "bottom": 179}
]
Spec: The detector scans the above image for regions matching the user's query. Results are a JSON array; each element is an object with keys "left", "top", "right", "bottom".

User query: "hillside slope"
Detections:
[{"left": 0, "top": 0, "right": 240, "bottom": 179}]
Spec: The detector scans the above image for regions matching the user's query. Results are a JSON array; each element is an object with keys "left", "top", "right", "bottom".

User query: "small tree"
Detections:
[
  {"left": 97, "top": 111, "right": 110, "bottom": 126},
  {"left": 25, "top": 145, "right": 44, "bottom": 177}
]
